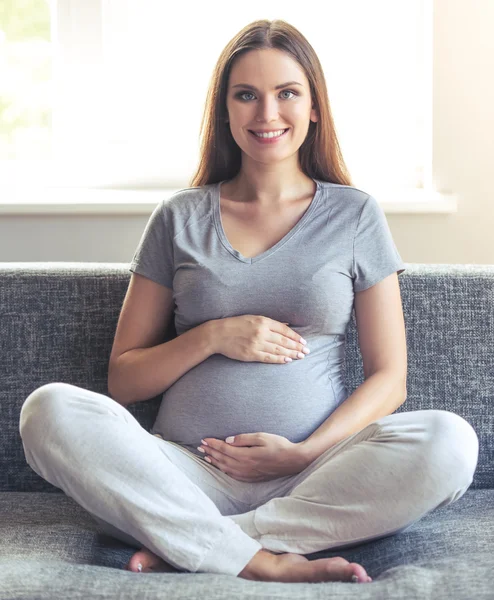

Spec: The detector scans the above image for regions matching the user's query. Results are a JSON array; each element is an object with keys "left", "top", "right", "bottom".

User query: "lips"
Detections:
[
  {"left": 248, "top": 129, "right": 290, "bottom": 146},
  {"left": 249, "top": 128, "right": 289, "bottom": 136}
]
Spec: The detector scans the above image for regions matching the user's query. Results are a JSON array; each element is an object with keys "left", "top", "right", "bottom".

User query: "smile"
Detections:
[{"left": 248, "top": 128, "right": 290, "bottom": 144}]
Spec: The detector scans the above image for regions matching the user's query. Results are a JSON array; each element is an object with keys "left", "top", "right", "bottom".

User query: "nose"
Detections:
[{"left": 255, "top": 96, "right": 280, "bottom": 124}]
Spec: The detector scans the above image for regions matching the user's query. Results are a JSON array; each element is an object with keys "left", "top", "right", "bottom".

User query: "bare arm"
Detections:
[
  {"left": 109, "top": 322, "right": 216, "bottom": 406},
  {"left": 108, "top": 273, "right": 216, "bottom": 406}
]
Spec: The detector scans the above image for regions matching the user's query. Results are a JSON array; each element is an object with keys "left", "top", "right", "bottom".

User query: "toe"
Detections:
[
  {"left": 127, "top": 549, "right": 151, "bottom": 573},
  {"left": 129, "top": 547, "right": 172, "bottom": 573},
  {"left": 348, "top": 562, "right": 372, "bottom": 583}
]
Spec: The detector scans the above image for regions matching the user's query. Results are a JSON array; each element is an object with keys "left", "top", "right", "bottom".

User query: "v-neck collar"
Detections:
[{"left": 213, "top": 178, "right": 322, "bottom": 264}]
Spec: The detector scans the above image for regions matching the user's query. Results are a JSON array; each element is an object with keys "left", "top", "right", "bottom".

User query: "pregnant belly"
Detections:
[{"left": 151, "top": 353, "right": 347, "bottom": 457}]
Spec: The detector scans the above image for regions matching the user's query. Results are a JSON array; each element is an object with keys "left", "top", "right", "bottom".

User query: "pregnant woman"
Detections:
[{"left": 19, "top": 19, "right": 479, "bottom": 584}]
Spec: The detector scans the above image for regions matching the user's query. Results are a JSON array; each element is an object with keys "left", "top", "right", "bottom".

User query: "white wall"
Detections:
[
  {"left": 0, "top": 0, "right": 492, "bottom": 265},
  {"left": 0, "top": 214, "right": 151, "bottom": 263}
]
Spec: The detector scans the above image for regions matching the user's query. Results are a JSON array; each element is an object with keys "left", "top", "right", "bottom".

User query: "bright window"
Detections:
[
  {"left": 0, "top": 0, "right": 51, "bottom": 161},
  {"left": 0, "top": 0, "right": 431, "bottom": 196}
]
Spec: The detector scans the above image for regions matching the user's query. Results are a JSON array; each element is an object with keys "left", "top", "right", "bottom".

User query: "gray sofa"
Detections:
[{"left": 1, "top": 262, "right": 493, "bottom": 599}]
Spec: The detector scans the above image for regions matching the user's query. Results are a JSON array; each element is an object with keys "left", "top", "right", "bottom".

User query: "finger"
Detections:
[
  {"left": 226, "top": 433, "right": 262, "bottom": 447},
  {"left": 201, "top": 446, "right": 238, "bottom": 469},
  {"left": 203, "top": 452, "right": 236, "bottom": 476},
  {"left": 202, "top": 438, "right": 245, "bottom": 458},
  {"left": 201, "top": 451, "right": 259, "bottom": 482},
  {"left": 274, "top": 321, "right": 306, "bottom": 345}
]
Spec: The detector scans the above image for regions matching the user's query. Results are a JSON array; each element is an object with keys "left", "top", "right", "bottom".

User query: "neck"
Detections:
[{"left": 227, "top": 171, "right": 315, "bottom": 207}]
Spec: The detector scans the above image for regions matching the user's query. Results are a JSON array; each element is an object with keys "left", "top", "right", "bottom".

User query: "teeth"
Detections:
[{"left": 253, "top": 129, "right": 286, "bottom": 138}]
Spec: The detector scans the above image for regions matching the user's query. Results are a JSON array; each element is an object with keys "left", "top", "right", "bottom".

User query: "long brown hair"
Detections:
[{"left": 189, "top": 19, "right": 353, "bottom": 188}]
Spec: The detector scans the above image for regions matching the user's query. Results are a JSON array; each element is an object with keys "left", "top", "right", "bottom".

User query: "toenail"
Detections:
[{"left": 137, "top": 563, "right": 142, "bottom": 573}]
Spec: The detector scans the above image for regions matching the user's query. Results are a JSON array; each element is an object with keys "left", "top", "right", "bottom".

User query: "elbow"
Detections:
[
  {"left": 107, "top": 381, "right": 118, "bottom": 403},
  {"left": 107, "top": 362, "right": 130, "bottom": 407},
  {"left": 400, "top": 383, "right": 407, "bottom": 406},
  {"left": 108, "top": 386, "right": 132, "bottom": 408},
  {"left": 107, "top": 375, "right": 138, "bottom": 408},
  {"left": 107, "top": 380, "right": 125, "bottom": 406},
  {"left": 107, "top": 365, "right": 117, "bottom": 403},
  {"left": 386, "top": 370, "right": 407, "bottom": 407},
  {"left": 108, "top": 389, "right": 142, "bottom": 409},
  {"left": 392, "top": 369, "right": 407, "bottom": 403}
]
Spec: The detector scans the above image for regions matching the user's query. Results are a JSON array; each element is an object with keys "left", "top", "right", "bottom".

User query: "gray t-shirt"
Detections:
[{"left": 129, "top": 179, "right": 406, "bottom": 458}]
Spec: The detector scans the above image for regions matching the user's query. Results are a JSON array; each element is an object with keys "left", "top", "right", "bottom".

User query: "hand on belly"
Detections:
[{"left": 196, "top": 431, "right": 309, "bottom": 482}]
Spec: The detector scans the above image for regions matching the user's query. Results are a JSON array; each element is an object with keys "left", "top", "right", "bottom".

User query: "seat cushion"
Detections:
[{"left": 0, "top": 490, "right": 493, "bottom": 599}]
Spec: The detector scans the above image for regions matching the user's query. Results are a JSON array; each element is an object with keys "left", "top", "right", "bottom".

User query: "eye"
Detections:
[
  {"left": 235, "top": 90, "right": 298, "bottom": 101},
  {"left": 236, "top": 91, "right": 255, "bottom": 101},
  {"left": 280, "top": 90, "right": 297, "bottom": 100}
]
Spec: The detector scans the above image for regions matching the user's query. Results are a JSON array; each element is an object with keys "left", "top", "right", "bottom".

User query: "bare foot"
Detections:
[
  {"left": 125, "top": 547, "right": 372, "bottom": 583},
  {"left": 124, "top": 547, "right": 279, "bottom": 573},
  {"left": 239, "top": 549, "right": 373, "bottom": 584},
  {"left": 124, "top": 547, "right": 176, "bottom": 573}
]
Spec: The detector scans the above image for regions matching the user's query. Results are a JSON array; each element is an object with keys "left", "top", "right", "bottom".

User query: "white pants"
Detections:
[{"left": 19, "top": 382, "right": 479, "bottom": 576}]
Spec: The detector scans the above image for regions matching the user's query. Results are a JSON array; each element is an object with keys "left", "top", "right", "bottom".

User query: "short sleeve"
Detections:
[
  {"left": 352, "top": 194, "right": 406, "bottom": 292},
  {"left": 129, "top": 200, "right": 174, "bottom": 289}
]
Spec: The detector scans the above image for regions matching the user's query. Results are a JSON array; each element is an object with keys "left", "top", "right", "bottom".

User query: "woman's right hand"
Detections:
[{"left": 211, "top": 315, "right": 310, "bottom": 364}]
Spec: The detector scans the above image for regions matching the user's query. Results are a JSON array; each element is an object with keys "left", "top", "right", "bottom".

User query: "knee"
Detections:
[
  {"left": 19, "top": 382, "right": 73, "bottom": 445},
  {"left": 423, "top": 410, "right": 479, "bottom": 487}
]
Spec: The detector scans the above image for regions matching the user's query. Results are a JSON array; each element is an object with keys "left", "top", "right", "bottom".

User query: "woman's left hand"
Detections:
[{"left": 197, "top": 432, "right": 310, "bottom": 482}]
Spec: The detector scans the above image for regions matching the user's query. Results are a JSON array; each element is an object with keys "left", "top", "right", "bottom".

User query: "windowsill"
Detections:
[{"left": 0, "top": 187, "right": 458, "bottom": 215}]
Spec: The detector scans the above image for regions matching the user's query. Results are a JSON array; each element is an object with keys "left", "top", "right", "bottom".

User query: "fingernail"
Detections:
[
  {"left": 351, "top": 575, "right": 359, "bottom": 583},
  {"left": 300, "top": 337, "right": 307, "bottom": 345},
  {"left": 137, "top": 563, "right": 142, "bottom": 573},
  {"left": 201, "top": 439, "right": 208, "bottom": 446}
]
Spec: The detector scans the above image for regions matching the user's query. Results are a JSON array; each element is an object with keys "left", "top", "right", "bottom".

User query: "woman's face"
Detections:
[{"left": 225, "top": 48, "right": 318, "bottom": 162}]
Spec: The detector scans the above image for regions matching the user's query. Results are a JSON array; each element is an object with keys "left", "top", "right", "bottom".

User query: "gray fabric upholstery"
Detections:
[{"left": 0, "top": 262, "right": 493, "bottom": 598}]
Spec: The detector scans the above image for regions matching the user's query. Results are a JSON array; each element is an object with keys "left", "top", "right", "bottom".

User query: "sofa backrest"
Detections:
[{"left": 1, "top": 262, "right": 492, "bottom": 492}]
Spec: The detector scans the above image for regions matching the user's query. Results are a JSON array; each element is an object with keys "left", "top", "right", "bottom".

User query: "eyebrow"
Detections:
[{"left": 231, "top": 81, "right": 303, "bottom": 91}]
